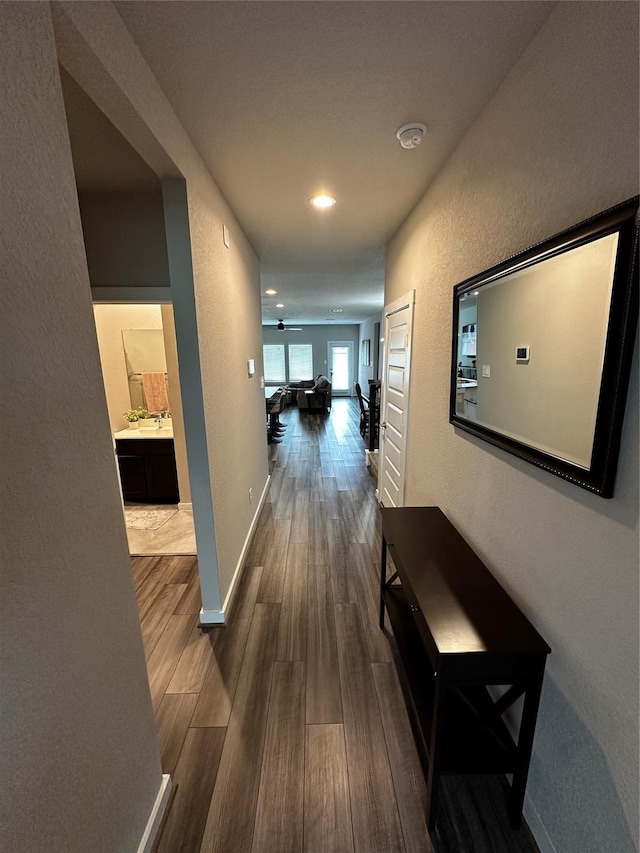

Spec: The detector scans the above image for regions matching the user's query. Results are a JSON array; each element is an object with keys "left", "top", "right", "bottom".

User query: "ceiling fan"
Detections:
[{"left": 276, "top": 319, "right": 302, "bottom": 331}]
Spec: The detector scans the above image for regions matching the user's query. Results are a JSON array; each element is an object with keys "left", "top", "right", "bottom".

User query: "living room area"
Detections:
[{"left": 262, "top": 319, "right": 381, "bottom": 440}]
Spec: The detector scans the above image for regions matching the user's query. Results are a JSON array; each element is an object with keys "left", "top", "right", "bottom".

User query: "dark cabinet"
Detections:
[{"left": 116, "top": 438, "right": 179, "bottom": 504}]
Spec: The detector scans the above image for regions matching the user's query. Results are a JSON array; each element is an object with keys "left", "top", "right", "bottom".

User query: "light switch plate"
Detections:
[{"left": 482, "top": 364, "right": 491, "bottom": 378}]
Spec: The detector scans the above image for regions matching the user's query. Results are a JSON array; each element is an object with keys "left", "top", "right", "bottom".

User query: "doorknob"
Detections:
[{"left": 380, "top": 421, "right": 387, "bottom": 429}]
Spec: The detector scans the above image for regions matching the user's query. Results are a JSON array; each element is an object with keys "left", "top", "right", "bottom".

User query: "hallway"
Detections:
[{"left": 135, "top": 400, "right": 538, "bottom": 853}]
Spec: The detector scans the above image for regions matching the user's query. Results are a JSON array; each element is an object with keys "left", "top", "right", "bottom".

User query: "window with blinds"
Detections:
[
  {"left": 288, "top": 344, "right": 313, "bottom": 381},
  {"left": 263, "top": 345, "right": 286, "bottom": 383}
]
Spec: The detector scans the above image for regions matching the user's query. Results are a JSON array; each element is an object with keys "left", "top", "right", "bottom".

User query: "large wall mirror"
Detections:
[{"left": 450, "top": 197, "right": 638, "bottom": 498}]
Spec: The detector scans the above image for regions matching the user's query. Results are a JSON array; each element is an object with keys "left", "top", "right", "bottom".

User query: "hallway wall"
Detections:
[
  {"left": 1, "top": 5, "right": 163, "bottom": 851},
  {"left": 385, "top": 4, "right": 639, "bottom": 852},
  {"left": 53, "top": 0, "right": 269, "bottom": 610}
]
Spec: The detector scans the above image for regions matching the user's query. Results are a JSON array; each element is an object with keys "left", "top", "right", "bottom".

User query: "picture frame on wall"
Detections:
[{"left": 361, "top": 339, "right": 371, "bottom": 366}]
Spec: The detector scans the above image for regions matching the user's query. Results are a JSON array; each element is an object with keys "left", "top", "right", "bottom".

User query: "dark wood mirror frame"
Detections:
[{"left": 450, "top": 197, "right": 639, "bottom": 498}]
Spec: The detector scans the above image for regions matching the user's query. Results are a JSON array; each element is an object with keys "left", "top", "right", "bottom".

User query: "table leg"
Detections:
[
  {"left": 379, "top": 534, "right": 388, "bottom": 629},
  {"left": 426, "top": 672, "right": 446, "bottom": 831},
  {"left": 508, "top": 658, "right": 546, "bottom": 828}
]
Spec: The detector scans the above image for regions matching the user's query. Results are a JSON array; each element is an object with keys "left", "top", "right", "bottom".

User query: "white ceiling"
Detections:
[{"left": 104, "top": 2, "right": 552, "bottom": 324}]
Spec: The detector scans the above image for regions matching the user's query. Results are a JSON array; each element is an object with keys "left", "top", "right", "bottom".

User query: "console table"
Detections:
[{"left": 379, "top": 506, "right": 550, "bottom": 831}]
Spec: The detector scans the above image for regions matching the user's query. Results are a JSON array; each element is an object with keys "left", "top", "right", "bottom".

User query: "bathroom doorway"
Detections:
[{"left": 93, "top": 302, "right": 196, "bottom": 557}]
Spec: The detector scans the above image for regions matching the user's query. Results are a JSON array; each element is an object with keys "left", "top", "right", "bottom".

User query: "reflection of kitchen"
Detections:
[
  {"left": 93, "top": 304, "right": 196, "bottom": 556},
  {"left": 456, "top": 294, "right": 478, "bottom": 420}
]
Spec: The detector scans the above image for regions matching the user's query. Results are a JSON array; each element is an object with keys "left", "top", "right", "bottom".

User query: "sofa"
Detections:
[
  {"left": 296, "top": 375, "right": 332, "bottom": 412},
  {"left": 287, "top": 379, "right": 314, "bottom": 405}
]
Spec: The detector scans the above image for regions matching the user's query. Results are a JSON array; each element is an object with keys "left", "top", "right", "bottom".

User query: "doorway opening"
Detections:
[
  {"left": 327, "top": 340, "right": 355, "bottom": 396},
  {"left": 93, "top": 303, "right": 196, "bottom": 557}
]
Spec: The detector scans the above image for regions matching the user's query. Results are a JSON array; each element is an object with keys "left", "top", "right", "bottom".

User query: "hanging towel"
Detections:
[{"left": 141, "top": 372, "right": 170, "bottom": 414}]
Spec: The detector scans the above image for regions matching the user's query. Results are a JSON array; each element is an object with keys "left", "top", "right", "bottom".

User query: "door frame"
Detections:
[
  {"left": 377, "top": 290, "right": 415, "bottom": 506},
  {"left": 326, "top": 340, "right": 355, "bottom": 396}
]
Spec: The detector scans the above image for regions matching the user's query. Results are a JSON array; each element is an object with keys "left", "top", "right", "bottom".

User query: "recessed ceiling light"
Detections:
[
  {"left": 276, "top": 303, "right": 284, "bottom": 308},
  {"left": 310, "top": 195, "right": 336, "bottom": 209},
  {"left": 265, "top": 289, "right": 277, "bottom": 295}
]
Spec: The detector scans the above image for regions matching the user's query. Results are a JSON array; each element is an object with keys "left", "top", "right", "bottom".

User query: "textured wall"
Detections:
[
  {"left": 79, "top": 191, "right": 170, "bottom": 287},
  {"left": 54, "top": 0, "right": 269, "bottom": 606},
  {"left": 386, "top": 3, "right": 639, "bottom": 851},
  {"left": 0, "top": 5, "right": 162, "bottom": 851}
]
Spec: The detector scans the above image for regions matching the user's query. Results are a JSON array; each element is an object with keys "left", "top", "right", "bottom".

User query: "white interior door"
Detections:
[
  {"left": 327, "top": 341, "right": 354, "bottom": 396},
  {"left": 378, "top": 291, "right": 415, "bottom": 507}
]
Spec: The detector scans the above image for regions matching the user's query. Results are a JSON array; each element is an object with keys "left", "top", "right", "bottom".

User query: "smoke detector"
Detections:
[{"left": 396, "top": 123, "right": 427, "bottom": 149}]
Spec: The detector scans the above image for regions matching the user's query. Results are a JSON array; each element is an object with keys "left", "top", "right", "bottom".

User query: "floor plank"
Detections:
[
  {"left": 199, "top": 602, "right": 280, "bottom": 853},
  {"left": 252, "top": 661, "right": 305, "bottom": 853},
  {"left": 306, "top": 563, "right": 343, "bottom": 725},
  {"left": 155, "top": 727, "right": 225, "bottom": 853},
  {"left": 348, "top": 543, "right": 392, "bottom": 664},
  {"left": 335, "top": 602, "right": 404, "bottom": 853},
  {"left": 190, "top": 566, "right": 263, "bottom": 728},
  {"left": 140, "top": 584, "right": 188, "bottom": 660},
  {"left": 146, "top": 614, "right": 197, "bottom": 711},
  {"left": 166, "top": 622, "right": 217, "bottom": 694},
  {"left": 256, "top": 518, "right": 291, "bottom": 603},
  {"left": 290, "top": 489, "right": 310, "bottom": 543},
  {"left": 371, "top": 663, "right": 433, "bottom": 853},
  {"left": 154, "top": 693, "right": 198, "bottom": 774},
  {"left": 173, "top": 571, "right": 202, "bottom": 615},
  {"left": 276, "top": 542, "right": 308, "bottom": 662},
  {"left": 304, "top": 724, "right": 354, "bottom": 853},
  {"left": 308, "top": 500, "right": 329, "bottom": 565}
]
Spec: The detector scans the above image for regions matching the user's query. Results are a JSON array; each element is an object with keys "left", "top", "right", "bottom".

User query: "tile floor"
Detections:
[{"left": 125, "top": 505, "right": 196, "bottom": 556}]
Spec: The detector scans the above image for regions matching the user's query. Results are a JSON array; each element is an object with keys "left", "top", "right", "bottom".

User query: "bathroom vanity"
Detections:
[{"left": 114, "top": 427, "right": 179, "bottom": 504}]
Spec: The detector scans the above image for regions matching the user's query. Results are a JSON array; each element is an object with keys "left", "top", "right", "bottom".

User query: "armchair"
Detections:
[{"left": 297, "top": 375, "right": 332, "bottom": 412}]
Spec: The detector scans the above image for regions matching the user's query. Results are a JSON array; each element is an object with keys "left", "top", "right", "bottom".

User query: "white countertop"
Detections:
[{"left": 114, "top": 426, "right": 174, "bottom": 439}]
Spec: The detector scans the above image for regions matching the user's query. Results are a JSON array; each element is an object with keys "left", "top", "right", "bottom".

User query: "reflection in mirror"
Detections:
[
  {"left": 122, "top": 328, "right": 168, "bottom": 411},
  {"left": 450, "top": 198, "right": 638, "bottom": 498}
]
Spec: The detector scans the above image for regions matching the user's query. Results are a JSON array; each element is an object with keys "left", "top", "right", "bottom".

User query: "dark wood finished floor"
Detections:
[{"left": 135, "top": 399, "right": 540, "bottom": 853}]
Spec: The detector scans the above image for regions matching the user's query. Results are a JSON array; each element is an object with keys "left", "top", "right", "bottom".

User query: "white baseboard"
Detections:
[
  {"left": 199, "top": 607, "right": 225, "bottom": 625},
  {"left": 178, "top": 501, "right": 193, "bottom": 512},
  {"left": 199, "top": 475, "right": 271, "bottom": 626},
  {"left": 136, "top": 774, "right": 172, "bottom": 853}
]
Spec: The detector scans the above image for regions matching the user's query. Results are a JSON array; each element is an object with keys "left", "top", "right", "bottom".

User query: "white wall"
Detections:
[
  {"left": 54, "top": 0, "right": 269, "bottom": 611},
  {"left": 386, "top": 4, "right": 639, "bottom": 852},
  {"left": 0, "top": 6, "right": 163, "bottom": 851}
]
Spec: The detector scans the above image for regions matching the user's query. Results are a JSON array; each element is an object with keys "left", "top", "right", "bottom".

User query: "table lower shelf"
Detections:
[{"left": 384, "top": 585, "right": 519, "bottom": 777}]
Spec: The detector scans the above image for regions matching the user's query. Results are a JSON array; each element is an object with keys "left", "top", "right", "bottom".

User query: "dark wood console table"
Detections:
[{"left": 379, "top": 506, "right": 550, "bottom": 832}]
